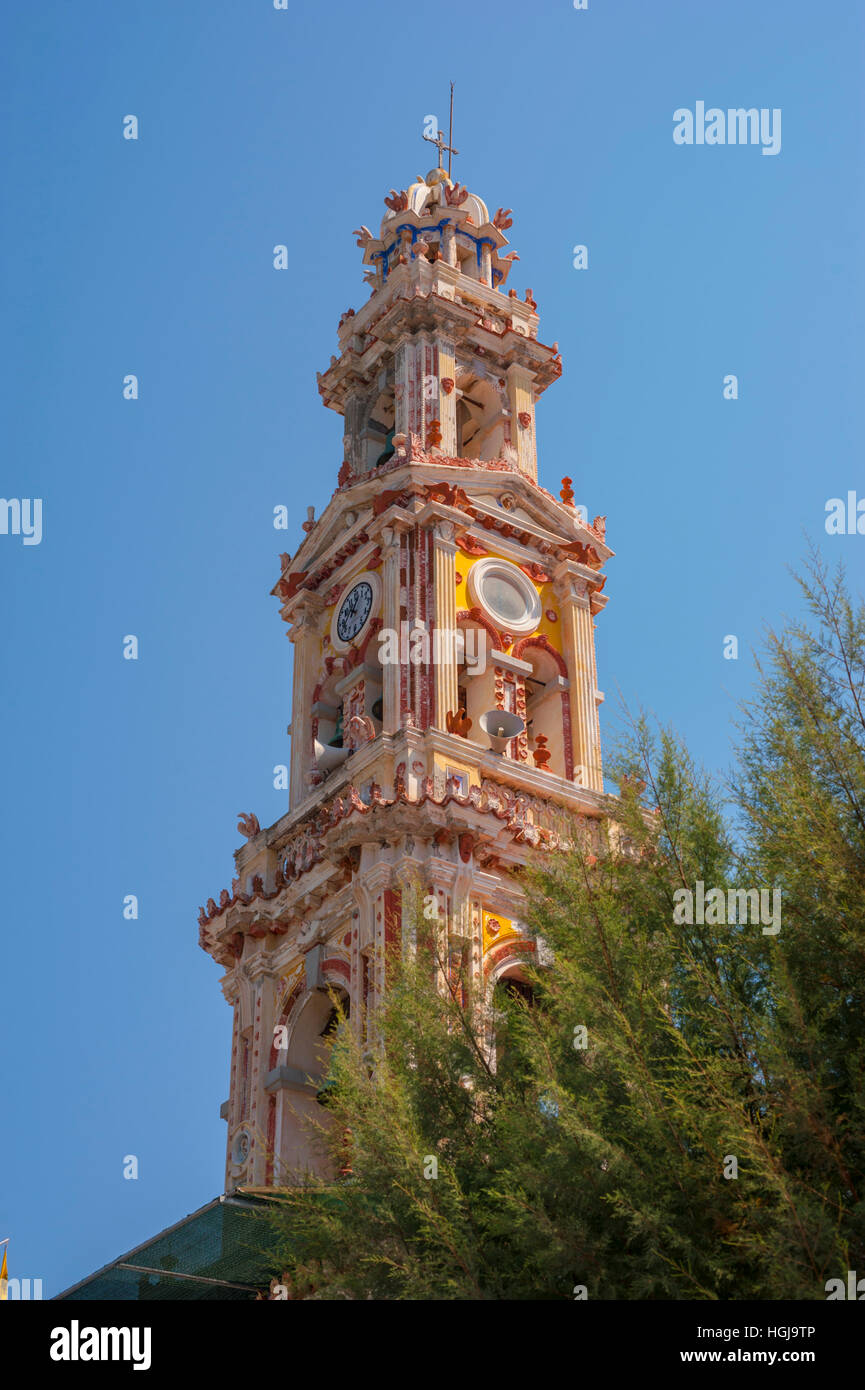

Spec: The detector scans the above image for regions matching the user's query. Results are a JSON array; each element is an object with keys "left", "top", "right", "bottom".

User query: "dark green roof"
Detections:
[{"left": 54, "top": 1194, "right": 282, "bottom": 1301}]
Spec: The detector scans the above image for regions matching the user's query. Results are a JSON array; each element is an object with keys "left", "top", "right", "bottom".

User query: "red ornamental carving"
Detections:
[
  {"left": 426, "top": 481, "right": 472, "bottom": 512},
  {"left": 458, "top": 833, "right": 474, "bottom": 863},
  {"left": 279, "top": 571, "right": 309, "bottom": 602},
  {"left": 373, "top": 486, "right": 410, "bottom": 517},
  {"left": 199, "top": 770, "right": 585, "bottom": 944},
  {"left": 484, "top": 940, "right": 536, "bottom": 981},
  {"left": 441, "top": 377, "right": 454, "bottom": 394},
  {"left": 384, "top": 188, "right": 409, "bottom": 211},
  {"left": 561, "top": 691, "right": 574, "bottom": 782},
  {"left": 560, "top": 539, "right": 602, "bottom": 570},
  {"left": 337, "top": 460, "right": 352, "bottom": 486},
  {"left": 322, "top": 957, "right": 351, "bottom": 983},
  {"left": 237, "top": 812, "right": 261, "bottom": 840},
  {"left": 532, "top": 735, "right": 552, "bottom": 770},
  {"left": 457, "top": 535, "right": 488, "bottom": 559},
  {"left": 445, "top": 708, "right": 472, "bottom": 738},
  {"left": 493, "top": 207, "right": 513, "bottom": 230},
  {"left": 560, "top": 477, "right": 575, "bottom": 506},
  {"left": 518, "top": 561, "right": 550, "bottom": 584},
  {"left": 494, "top": 667, "right": 505, "bottom": 710},
  {"left": 426, "top": 418, "right": 442, "bottom": 449},
  {"left": 518, "top": 411, "right": 531, "bottom": 429},
  {"left": 457, "top": 607, "right": 504, "bottom": 654},
  {"left": 511, "top": 634, "right": 568, "bottom": 678},
  {"left": 345, "top": 713, "right": 375, "bottom": 750},
  {"left": 444, "top": 183, "right": 469, "bottom": 207}
]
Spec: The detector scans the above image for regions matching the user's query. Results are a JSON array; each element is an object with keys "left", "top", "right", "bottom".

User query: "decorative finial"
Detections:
[{"left": 423, "top": 81, "right": 459, "bottom": 178}]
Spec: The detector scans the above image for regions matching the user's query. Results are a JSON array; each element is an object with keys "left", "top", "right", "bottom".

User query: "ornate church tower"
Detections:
[{"left": 198, "top": 149, "right": 612, "bottom": 1190}]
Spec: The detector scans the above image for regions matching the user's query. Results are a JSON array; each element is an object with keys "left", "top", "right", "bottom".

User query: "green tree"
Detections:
[{"left": 259, "top": 555, "right": 864, "bottom": 1299}]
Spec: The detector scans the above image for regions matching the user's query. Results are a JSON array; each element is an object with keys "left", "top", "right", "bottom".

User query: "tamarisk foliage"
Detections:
[{"left": 260, "top": 555, "right": 864, "bottom": 1299}]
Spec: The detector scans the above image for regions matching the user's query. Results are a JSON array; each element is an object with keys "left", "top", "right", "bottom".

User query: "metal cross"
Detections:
[{"left": 424, "top": 81, "right": 459, "bottom": 178}]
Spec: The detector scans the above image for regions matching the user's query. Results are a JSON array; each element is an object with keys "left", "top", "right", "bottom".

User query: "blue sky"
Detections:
[{"left": 1, "top": 0, "right": 862, "bottom": 1296}]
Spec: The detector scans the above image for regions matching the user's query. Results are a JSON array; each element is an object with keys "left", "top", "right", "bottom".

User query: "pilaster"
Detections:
[
  {"left": 506, "top": 364, "right": 537, "bottom": 480},
  {"left": 431, "top": 518, "right": 458, "bottom": 729},
  {"left": 553, "top": 564, "right": 604, "bottom": 792},
  {"left": 288, "top": 592, "right": 325, "bottom": 809}
]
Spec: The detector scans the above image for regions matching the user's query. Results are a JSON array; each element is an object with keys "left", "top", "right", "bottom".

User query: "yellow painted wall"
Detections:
[{"left": 455, "top": 547, "right": 561, "bottom": 653}]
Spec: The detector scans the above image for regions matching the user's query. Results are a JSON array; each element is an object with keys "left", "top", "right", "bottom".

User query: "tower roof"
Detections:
[
  {"left": 381, "top": 168, "right": 490, "bottom": 237},
  {"left": 354, "top": 169, "right": 517, "bottom": 292}
]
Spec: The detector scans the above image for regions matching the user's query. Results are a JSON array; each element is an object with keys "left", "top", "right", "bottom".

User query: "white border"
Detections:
[
  {"left": 467, "top": 557, "right": 542, "bottom": 635},
  {"left": 330, "top": 569, "right": 382, "bottom": 652}
]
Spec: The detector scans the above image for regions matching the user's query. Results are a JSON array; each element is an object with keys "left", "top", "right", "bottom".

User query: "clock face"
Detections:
[{"left": 336, "top": 581, "right": 374, "bottom": 643}]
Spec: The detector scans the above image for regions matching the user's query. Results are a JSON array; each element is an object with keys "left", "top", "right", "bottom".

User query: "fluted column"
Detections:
[
  {"left": 553, "top": 565, "right": 603, "bottom": 791},
  {"left": 506, "top": 364, "right": 537, "bottom": 480},
  {"left": 432, "top": 519, "right": 458, "bottom": 729},
  {"left": 395, "top": 334, "right": 438, "bottom": 444},
  {"left": 379, "top": 525, "right": 403, "bottom": 735},
  {"left": 287, "top": 592, "right": 325, "bottom": 808},
  {"left": 435, "top": 335, "right": 457, "bottom": 455}
]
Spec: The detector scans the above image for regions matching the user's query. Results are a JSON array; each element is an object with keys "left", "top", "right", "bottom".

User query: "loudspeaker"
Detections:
[
  {"left": 479, "top": 709, "right": 525, "bottom": 755},
  {"left": 314, "top": 739, "right": 350, "bottom": 772}
]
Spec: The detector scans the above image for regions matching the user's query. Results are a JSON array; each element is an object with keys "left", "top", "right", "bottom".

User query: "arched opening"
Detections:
[
  {"left": 491, "top": 965, "right": 536, "bottom": 1075},
  {"left": 285, "top": 986, "right": 350, "bottom": 1100},
  {"left": 361, "top": 386, "right": 395, "bottom": 471},
  {"left": 455, "top": 617, "right": 492, "bottom": 741},
  {"left": 524, "top": 645, "right": 566, "bottom": 777},
  {"left": 497, "top": 974, "right": 535, "bottom": 1008},
  {"left": 314, "top": 671, "right": 345, "bottom": 751},
  {"left": 455, "top": 375, "right": 506, "bottom": 461}
]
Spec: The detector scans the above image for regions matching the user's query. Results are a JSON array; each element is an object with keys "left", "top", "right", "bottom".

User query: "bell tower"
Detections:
[{"left": 198, "top": 147, "right": 613, "bottom": 1190}]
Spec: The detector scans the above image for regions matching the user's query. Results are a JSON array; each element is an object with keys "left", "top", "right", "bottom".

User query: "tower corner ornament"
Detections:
[{"left": 199, "top": 111, "right": 615, "bottom": 1189}]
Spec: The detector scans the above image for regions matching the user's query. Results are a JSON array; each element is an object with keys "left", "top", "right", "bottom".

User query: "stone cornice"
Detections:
[{"left": 275, "top": 461, "right": 611, "bottom": 627}]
